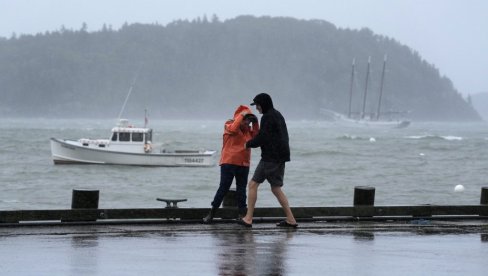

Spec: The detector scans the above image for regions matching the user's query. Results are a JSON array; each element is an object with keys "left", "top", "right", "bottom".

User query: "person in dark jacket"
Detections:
[{"left": 237, "top": 93, "right": 297, "bottom": 228}]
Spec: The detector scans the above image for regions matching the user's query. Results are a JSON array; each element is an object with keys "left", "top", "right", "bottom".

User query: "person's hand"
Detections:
[{"left": 244, "top": 113, "right": 258, "bottom": 123}]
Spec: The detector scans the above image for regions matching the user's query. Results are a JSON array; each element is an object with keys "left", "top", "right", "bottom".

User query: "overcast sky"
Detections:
[{"left": 1, "top": 0, "right": 487, "bottom": 96}]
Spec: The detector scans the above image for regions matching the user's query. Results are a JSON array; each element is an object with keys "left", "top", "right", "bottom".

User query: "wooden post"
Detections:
[
  {"left": 354, "top": 186, "right": 375, "bottom": 217},
  {"left": 223, "top": 189, "right": 236, "bottom": 207},
  {"left": 481, "top": 187, "right": 488, "bottom": 205},
  {"left": 71, "top": 189, "right": 99, "bottom": 209}
]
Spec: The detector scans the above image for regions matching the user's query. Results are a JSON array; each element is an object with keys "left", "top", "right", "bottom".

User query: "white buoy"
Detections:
[
  {"left": 419, "top": 153, "right": 425, "bottom": 156},
  {"left": 369, "top": 137, "right": 376, "bottom": 142},
  {"left": 454, "top": 185, "right": 465, "bottom": 192}
]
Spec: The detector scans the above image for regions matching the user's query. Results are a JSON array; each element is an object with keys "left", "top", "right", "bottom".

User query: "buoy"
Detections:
[
  {"left": 419, "top": 153, "right": 425, "bottom": 156},
  {"left": 369, "top": 137, "right": 376, "bottom": 142},
  {"left": 454, "top": 185, "right": 465, "bottom": 192}
]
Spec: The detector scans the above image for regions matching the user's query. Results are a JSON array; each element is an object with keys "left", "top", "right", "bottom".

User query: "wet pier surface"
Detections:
[{"left": 1, "top": 220, "right": 487, "bottom": 275}]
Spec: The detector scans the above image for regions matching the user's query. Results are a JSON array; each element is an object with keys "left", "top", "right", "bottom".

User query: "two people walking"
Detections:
[{"left": 204, "top": 93, "right": 297, "bottom": 228}]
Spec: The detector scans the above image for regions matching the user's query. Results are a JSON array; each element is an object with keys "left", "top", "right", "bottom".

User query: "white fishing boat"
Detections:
[{"left": 50, "top": 119, "right": 217, "bottom": 166}]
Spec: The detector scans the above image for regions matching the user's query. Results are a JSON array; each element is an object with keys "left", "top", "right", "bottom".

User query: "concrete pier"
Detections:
[
  {"left": 1, "top": 220, "right": 487, "bottom": 276},
  {"left": 1, "top": 187, "right": 488, "bottom": 275}
]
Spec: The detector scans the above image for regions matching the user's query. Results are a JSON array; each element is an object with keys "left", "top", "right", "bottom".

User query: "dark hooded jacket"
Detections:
[{"left": 246, "top": 93, "right": 290, "bottom": 162}]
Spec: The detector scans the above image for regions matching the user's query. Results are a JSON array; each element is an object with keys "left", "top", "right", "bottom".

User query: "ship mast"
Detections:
[
  {"left": 347, "top": 58, "right": 355, "bottom": 118},
  {"left": 376, "top": 55, "right": 387, "bottom": 121},
  {"left": 361, "top": 56, "right": 371, "bottom": 119}
]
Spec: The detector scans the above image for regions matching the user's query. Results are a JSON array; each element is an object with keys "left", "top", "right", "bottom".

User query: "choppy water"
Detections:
[{"left": 1, "top": 118, "right": 488, "bottom": 210}]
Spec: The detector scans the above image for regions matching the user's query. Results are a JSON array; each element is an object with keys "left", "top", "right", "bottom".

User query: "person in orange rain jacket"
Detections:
[{"left": 203, "top": 105, "right": 259, "bottom": 224}]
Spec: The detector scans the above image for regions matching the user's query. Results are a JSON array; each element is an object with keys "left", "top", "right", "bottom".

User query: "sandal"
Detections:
[
  {"left": 276, "top": 220, "right": 298, "bottom": 228},
  {"left": 237, "top": 218, "right": 252, "bottom": 228}
]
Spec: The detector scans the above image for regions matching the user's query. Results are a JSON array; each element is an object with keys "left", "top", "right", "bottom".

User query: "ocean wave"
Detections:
[
  {"left": 336, "top": 134, "right": 371, "bottom": 140},
  {"left": 297, "top": 149, "right": 346, "bottom": 157},
  {"left": 405, "top": 135, "right": 463, "bottom": 141}
]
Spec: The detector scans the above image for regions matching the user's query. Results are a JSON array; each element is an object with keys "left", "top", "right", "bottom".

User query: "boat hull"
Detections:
[
  {"left": 320, "top": 108, "right": 410, "bottom": 128},
  {"left": 50, "top": 138, "right": 216, "bottom": 167},
  {"left": 336, "top": 118, "right": 410, "bottom": 128}
]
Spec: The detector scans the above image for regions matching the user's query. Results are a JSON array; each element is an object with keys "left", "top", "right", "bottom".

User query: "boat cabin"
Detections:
[
  {"left": 110, "top": 118, "right": 152, "bottom": 144},
  {"left": 76, "top": 119, "right": 153, "bottom": 153},
  {"left": 110, "top": 127, "right": 152, "bottom": 144}
]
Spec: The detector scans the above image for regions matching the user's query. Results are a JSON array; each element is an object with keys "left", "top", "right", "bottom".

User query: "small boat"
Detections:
[{"left": 50, "top": 119, "right": 217, "bottom": 166}]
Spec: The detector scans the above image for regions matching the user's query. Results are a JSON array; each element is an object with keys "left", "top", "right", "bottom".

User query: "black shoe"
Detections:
[
  {"left": 202, "top": 208, "right": 217, "bottom": 224},
  {"left": 237, "top": 218, "right": 252, "bottom": 228},
  {"left": 276, "top": 220, "right": 298, "bottom": 228}
]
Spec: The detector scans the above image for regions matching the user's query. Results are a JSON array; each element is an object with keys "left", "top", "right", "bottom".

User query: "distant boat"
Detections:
[
  {"left": 322, "top": 55, "right": 411, "bottom": 128},
  {"left": 50, "top": 119, "right": 217, "bottom": 166},
  {"left": 320, "top": 108, "right": 410, "bottom": 128}
]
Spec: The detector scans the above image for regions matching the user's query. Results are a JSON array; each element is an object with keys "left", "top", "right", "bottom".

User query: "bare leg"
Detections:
[
  {"left": 271, "top": 186, "right": 296, "bottom": 224},
  {"left": 242, "top": 180, "right": 259, "bottom": 224}
]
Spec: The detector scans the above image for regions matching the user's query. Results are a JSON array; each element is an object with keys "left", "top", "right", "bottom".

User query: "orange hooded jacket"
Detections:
[{"left": 219, "top": 105, "right": 259, "bottom": 166}]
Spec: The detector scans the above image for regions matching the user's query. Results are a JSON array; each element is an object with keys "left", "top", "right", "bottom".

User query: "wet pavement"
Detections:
[{"left": 1, "top": 220, "right": 487, "bottom": 275}]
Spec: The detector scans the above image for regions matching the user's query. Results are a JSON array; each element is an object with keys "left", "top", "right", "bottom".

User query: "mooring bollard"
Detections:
[
  {"left": 481, "top": 187, "right": 488, "bottom": 205},
  {"left": 223, "top": 189, "right": 237, "bottom": 207},
  {"left": 354, "top": 186, "right": 375, "bottom": 206},
  {"left": 71, "top": 189, "right": 99, "bottom": 209},
  {"left": 353, "top": 186, "right": 375, "bottom": 217},
  {"left": 62, "top": 189, "right": 100, "bottom": 222}
]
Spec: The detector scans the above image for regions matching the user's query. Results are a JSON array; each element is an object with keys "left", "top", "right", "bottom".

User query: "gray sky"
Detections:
[{"left": 1, "top": 0, "right": 487, "bottom": 96}]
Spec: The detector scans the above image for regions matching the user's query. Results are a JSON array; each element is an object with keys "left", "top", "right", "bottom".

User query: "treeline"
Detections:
[{"left": 0, "top": 16, "right": 481, "bottom": 121}]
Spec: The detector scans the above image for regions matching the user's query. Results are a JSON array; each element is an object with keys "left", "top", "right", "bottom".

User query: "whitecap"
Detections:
[
  {"left": 405, "top": 135, "right": 430, "bottom": 139},
  {"left": 406, "top": 135, "right": 462, "bottom": 141},
  {"left": 442, "top": 136, "right": 463, "bottom": 141}
]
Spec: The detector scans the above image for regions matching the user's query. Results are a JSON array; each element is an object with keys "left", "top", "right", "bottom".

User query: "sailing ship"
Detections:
[{"left": 322, "top": 55, "right": 410, "bottom": 128}]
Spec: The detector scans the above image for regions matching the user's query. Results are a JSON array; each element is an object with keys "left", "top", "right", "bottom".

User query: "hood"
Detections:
[
  {"left": 233, "top": 105, "right": 253, "bottom": 120},
  {"left": 251, "top": 93, "right": 274, "bottom": 113}
]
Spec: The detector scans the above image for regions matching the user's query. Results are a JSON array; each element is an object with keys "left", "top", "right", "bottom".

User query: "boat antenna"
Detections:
[{"left": 117, "top": 68, "right": 141, "bottom": 121}]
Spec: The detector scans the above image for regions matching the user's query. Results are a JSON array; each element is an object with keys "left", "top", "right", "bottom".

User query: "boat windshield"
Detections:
[
  {"left": 119, "top": 132, "right": 130, "bottom": 142},
  {"left": 132, "top": 133, "right": 143, "bottom": 142},
  {"left": 110, "top": 129, "right": 152, "bottom": 143}
]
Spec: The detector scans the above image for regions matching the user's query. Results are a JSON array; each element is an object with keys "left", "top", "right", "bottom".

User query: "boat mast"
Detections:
[
  {"left": 144, "top": 109, "right": 148, "bottom": 128},
  {"left": 117, "top": 69, "right": 141, "bottom": 121},
  {"left": 347, "top": 58, "right": 355, "bottom": 118},
  {"left": 117, "top": 83, "right": 134, "bottom": 121},
  {"left": 361, "top": 56, "right": 371, "bottom": 119},
  {"left": 376, "top": 55, "right": 387, "bottom": 121}
]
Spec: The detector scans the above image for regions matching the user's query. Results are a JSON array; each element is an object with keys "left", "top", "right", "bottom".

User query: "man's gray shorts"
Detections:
[{"left": 251, "top": 160, "right": 285, "bottom": 187}]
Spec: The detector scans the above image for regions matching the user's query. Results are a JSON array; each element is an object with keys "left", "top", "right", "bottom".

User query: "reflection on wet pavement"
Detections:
[
  {"left": 212, "top": 230, "right": 295, "bottom": 275},
  {"left": 0, "top": 223, "right": 487, "bottom": 275}
]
